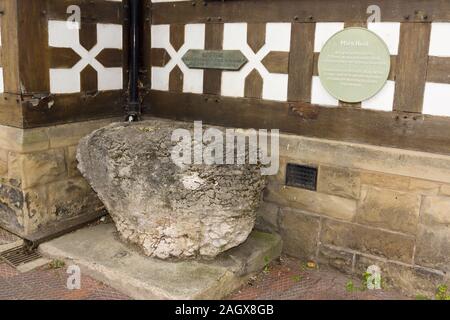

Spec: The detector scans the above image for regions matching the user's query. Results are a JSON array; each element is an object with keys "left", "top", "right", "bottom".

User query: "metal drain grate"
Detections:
[
  {"left": 0, "top": 245, "right": 42, "bottom": 268},
  {"left": 285, "top": 163, "right": 318, "bottom": 191}
]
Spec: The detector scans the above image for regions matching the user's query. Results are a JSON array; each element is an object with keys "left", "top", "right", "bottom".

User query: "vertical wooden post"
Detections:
[
  {"left": 288, "top": 22, "right": 315, "bottom": 103},
  {"left": 0, "top": 0, "right": 22, "bottom": 127},
  {"left": 394, "top": 23, "right": 431, "bottom": 113},
  {"left": 203, "top": 23, "right": 224, "bottom": 95},
  {"left": 16, "top": 0, "right": 50, "bottom": 95}
]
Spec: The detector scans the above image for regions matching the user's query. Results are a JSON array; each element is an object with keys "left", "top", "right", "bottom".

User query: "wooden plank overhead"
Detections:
[
  {"left": 152, "top": 0, "right": 445, "bottom": 24},
  {"left": 46, "top": 0, "right": 123, "bottom": 24},
  {"left": 147, "top": 90, "right": 450, "bottom": 156}
]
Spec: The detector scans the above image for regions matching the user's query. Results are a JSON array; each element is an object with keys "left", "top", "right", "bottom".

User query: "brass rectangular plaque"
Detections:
[{"left": 182, "top": 50, "right": 248, "bottom": 70}]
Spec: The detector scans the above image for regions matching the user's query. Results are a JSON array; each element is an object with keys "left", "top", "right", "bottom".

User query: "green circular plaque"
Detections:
[{"left": 318, "top": 27, "right": 391, "bottom": 103}]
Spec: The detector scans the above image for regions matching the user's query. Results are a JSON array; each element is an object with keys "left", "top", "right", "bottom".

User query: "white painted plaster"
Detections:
[
  {"left": 48, "top": 21, "right": 123, "bottom": 93},
  {"left": 423, "top": 82, "right": 450, "bottom": 117},
  {"left": 151, "top": 24, "right": 205, "bottom": 94}
]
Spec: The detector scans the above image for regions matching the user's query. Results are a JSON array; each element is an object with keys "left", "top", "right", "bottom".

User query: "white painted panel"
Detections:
[
  {"left": 311, "top": 76, "right": 339, "bottom": 106},
  {"left": 368, "top": 22, "right": 400, "bottom": 55},
  {"left": 314, "top": 22, "right": 344, "bottom": 52},
  {"left": 263, "top": 73, "right": 288, "bottom": 101},
  {"left": 50, "top": 69, "right": 80, "bottom": 93},
  {"left": 48, "top": 20, "right": 79, "bottom": 48},
  {"left": 183, "top": 69, "right": 204, "bottom": 94},
  {"left": 151, "top": 67, "right": 170, "bottom": 91},
  {"left": 98, "top": 67, "right": 123, "bottom": 91},
  {"left": 97, "top": 24, "right": 123, "bottom": 49},
  {"left": 180, "top": 24, "right": 205, "bottom": 93},
  {"left": 266, "top": 23, "right": 291, "bottom": 52},
  {"left": 429, "top": 23, "right": 450, "bottom": 57},
  {"left": 423, "top": 82, "right": 450, "bottom": 116},
  {"left": 49, "top": 21, "right": 123, "bottom": 93},
  {"left": 184, "top": 24, "right": 205, "bottom": 50},
  {"left": 222, "top": 23, "right": 249, "bottom": 97},
  {"left": 222, "top": 23, "right": 291, "bottom": 101},
  {"left": 151, "top": 24, "right": 205, "bottom": 93},
  {"left": 221, "top": 72, "right": 245, "bottom": 97},
  {"left": 362, "top": 80, "right": 395, "bottom": 111},
  {"left": 223, "top": 23, "right": 247, "bottom": 50},
  {"left": 151, "top": 24, "right": 170, "bottom": 48}
]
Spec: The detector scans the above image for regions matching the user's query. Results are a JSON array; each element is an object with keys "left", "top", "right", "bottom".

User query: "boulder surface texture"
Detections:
[{"left": 77, "top": 119, "right": 266, "bottom": 260}]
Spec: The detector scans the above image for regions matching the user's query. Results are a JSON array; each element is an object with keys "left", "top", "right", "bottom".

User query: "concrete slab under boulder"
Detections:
[{"left": 39, "top": 223, "right": 282, "bottom": 300}]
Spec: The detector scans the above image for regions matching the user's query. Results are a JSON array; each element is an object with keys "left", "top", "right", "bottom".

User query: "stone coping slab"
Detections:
[{"left": 39, "top": 223, "right": 282, "bottom": 300}]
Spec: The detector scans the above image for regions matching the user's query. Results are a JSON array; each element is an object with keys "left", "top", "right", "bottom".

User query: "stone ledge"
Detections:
[
  {"left": 0, "top": 118, "right": 121, "bottom": 153},
  {"left": 277, "top": 132, "right": 450, "bottom": 184},
  {"left": 39, "top": 223, "right": 282, "bottom": 300}
]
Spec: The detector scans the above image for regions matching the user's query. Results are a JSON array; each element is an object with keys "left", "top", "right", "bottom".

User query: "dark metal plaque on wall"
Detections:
[{"left": 182, "top": 50, "right": 248, "bottom": 70}]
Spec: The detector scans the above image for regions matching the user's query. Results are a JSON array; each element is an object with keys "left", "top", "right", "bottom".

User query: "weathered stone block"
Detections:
[
  {"left": 318, "top": 245, "right": 354, "bottom": 274},
  {"left": 8, "top": 149, "right": 66, "bottom": 188},
  {"left": 320, "top": 219, "right": 415, "bottom": 264},
  {"left": 415, "top": 224, "right": 450, "bottom": 272},
  {"left": 355, "top": 186, "right": 421, "bottom": 235},
  {"left": 0, "top": 149, "right": 8, "bottom": 177},
  {"left": 0, "top": 183, "right": 24, "bottom": 233},
  {"left": 264, "top": 185, "right": 356, "bottom": 221},
  {"left": 266, "top": 157, "right": 287, "bottom": 186},
  {"left": 440, "top": 184, "right": 450, "bottom": 197},
  {"left": 279, "top": 134, "right": 450, "bottom": 184},
  {"left": 65, "top": 146, "right": 80, "bottom": 178},
  {"left": 254, "top": 201, "right": 279, "bottom": 233},
  {"left": 23, "top": 186, "right": 49, "bottom": 232},
  {"left": 21, "top": 128, "right": 50, "bottom": 153},
  {"left": 279, "top": 208, "right": 320, "bottom": 260},
  {"left": 77, "top": 120, "right": 266, "bottom": 260},
  {"left": 355, "top": 255, "right": 445, "bottom": 296},
  {"left": 317, "top": 166, "right": 361, "bottom": 199},
  {"left": 47, "top": 178, "right": 101, "bottom": 219},
  {"left": 360, "top": 171, "right": 410, "bottom": 191},
  {"left": 408, "top": 179, "right": 440, "bottom": 196},
  {"left": 49, "top": 119, "right": 117, "bottom": 149},
  {"left": 420, "top": 196, "right": 450, "bottom": 226}
]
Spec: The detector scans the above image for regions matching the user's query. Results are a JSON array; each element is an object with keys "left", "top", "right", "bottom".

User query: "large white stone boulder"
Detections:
[{"left": 77, "top": 119, "right": 266, "bottom": 260}]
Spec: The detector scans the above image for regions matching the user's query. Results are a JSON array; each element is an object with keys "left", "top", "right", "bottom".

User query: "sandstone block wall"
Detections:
[
  {"left": 0, "top": 118, "right": 119, "bottom": 238},
  {"left": 257, "top": 133, "right": 450, "bottom": 295}
]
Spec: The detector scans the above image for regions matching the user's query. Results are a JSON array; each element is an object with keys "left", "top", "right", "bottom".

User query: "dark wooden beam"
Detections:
[
  {"left": 394, "top": 23, "right": 431, "bottom": 113},
  {"left": 22, "top": 91, "right": 124, "bottom": 128},
  {"left": 152, "top": 0, "right": 443, "bottom": 24},
  {"left": 146, "top": 90, "right": 450, "bottom": 156},
  {"left": 288, "top": 23, "right": 315, "bottom": 102}
]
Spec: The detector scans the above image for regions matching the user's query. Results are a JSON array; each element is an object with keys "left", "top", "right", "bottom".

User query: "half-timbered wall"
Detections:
[
  {"left": 0, "top": 0, "right": 127, "bottom": 239},
  {"left": 146, "top": 0, "right": 450, "bottom": 156},
  {"left": 0, "top": 0, "right": 126, "bottom": 128},
  {"left": 147, "top": 0, "right": 450, "bottom": 294}
]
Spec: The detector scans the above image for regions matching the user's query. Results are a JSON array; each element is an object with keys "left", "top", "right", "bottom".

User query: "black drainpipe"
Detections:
[{"left": 126, "top": 0, "right": 141, "bottom": 122}]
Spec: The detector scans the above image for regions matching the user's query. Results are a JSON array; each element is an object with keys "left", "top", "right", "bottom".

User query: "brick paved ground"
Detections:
[
  {"left": 229, "top": 256, "right": 411, "bottom": 300},
  {"left": 0, "top": 262, "right": 130, "bottom": 300},
  {"left": 0, "top": 227, "right": 129, "bottom": 300},
  {"left": 0, "top": 228, "right": 411, "bottom": 300}
]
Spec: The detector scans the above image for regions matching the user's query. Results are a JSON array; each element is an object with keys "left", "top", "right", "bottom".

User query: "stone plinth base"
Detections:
[
  {"left": 39, "top": 223, "right": 282, "bottom": 300},
  {"left": 0, "top": 118, "right": 119, "bottom": 239},
  {"left": 256, "top": 132, "right": 450, "bottom": 296}
]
